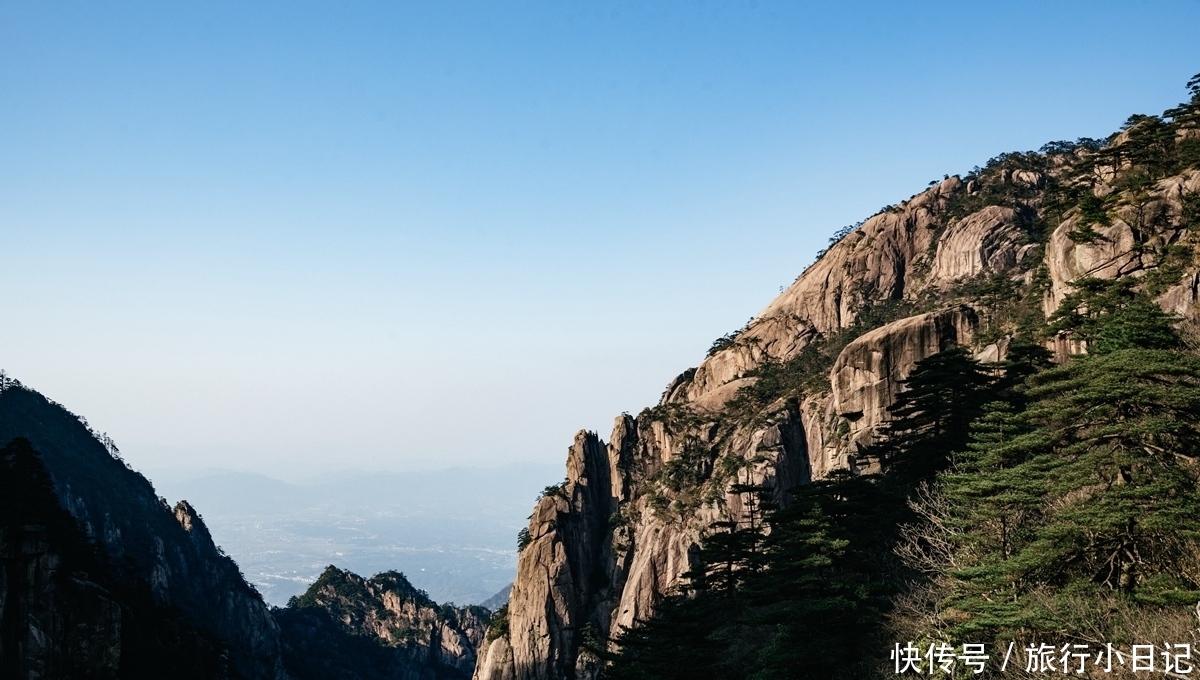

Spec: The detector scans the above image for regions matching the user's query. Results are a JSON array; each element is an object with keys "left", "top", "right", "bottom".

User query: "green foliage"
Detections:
[
  {"left": 1039, "top": 138, "right": 1106, "bottom": 156},
  {"left": 656, "top": 437, "right": 715, "bottom": 493},
  {"left": 1144, "top": 242, "right": 1193, "bottom": 297},
  {"left": 611, "top": 473, "right": 910, "bottom": 680},
  {"left": 290, "top": 567, "right": 432, "bottom": 633},
  {"left": 609, "top": 485, "right": 772, "bottom": 679},
  {"left": 744, "top": 473, "right": 903, "bottom": 679},
  {"left": 707, "top": 322, "right": 752, "bottom": 357},
  {"left": 371, "top": 570, "right": 434, "bottom": 607},
  {"left": 277, "top": 564, "right": 481, "bottom": 679},
  {"left": 915, "top": 287, "right": 1200, "bottom": 650},
  {"left": 952, "top": 268, "right": 1049, "bottom": 345},
  {"left": 940, "top": 347, "right": 1200, "bottom": 641},
  {"left": 614, "top": 320, "right": 1200, "bottom": 677},
  {"left": 539, "top": 481, "right": 567, "bottom": 500},
  {"left": 685, "top": 484, "right": 770, "bottom": 594},
  {"left": 517, "top": 527, "right": 533, "bottom": 552},
  {"left": 1118, "top": 115, "right": 1177, "bottom": 176},
  {"left": 1068, "top": 194, "right": 1111, "bottom": 243},
  {"left": 644, "top": 454, "right": 717, "bottom": 520},
  {"left": 707, "top": 330, "right": 741, "bottom": 357},
  {"left": 813, "top": 221, "right": 863, "bottom": 262},
  {"left": 725, "top": 300, "right": 920, "bottom": 426},
  {"left": 1182, "top": 190, "right": 1200, "bottom": 229},
  {"left": 486, "top": 604, "right": 510, "bottom": 642},
  {"left": 608, "top": 593, "right": 741, "bottom": 680},
  {"left": 1043, "top": 278, "right": 1182, "bottom": 354},
  {"left": 637, "top": 402, "right": 704, "bottom": 435},
  {"left": 1096, "top": 80, "right": 1200, "bottom": 181},
  {"left": 861, "top": 346, "right": 996, "bottom": 485},
  {"left": 277, "top": 604, "right": 407, "bottom": 680},
  {"left": 291, "top": 565, "right": 366, "bottom": 609},
  {"left": 608, "top": 73, "right": 1200, "bottom": 678},
  {"left": 944, "top": 152, "right": 1049, "bottom": 222},
  {"left": 1179, "top": 136, "right": 1200, "bottom": 170}
]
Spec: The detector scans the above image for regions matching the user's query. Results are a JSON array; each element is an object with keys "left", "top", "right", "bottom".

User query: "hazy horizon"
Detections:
[
  {"left": 140, "top": 450, "right": 572, "bottom": 484},
  {"left": 4, "top": 1, "right": 1200, "bottom": 480},
  {"left": 145, "top": 461, "right": 563, "bottom": 606}
]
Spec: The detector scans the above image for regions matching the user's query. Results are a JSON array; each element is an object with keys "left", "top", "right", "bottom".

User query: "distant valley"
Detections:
[{"left": 148, "top": 463, "right": 560, "bottom": 606}]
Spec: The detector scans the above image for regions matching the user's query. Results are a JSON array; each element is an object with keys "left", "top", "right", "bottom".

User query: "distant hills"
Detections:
[{"left": 149, "top": 463, "right": 560, "bottom": 605}]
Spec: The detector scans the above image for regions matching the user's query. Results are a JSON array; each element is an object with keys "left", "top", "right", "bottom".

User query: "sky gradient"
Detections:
[{"left": 3, "top": 1, "right": 1200, "bottom": 478}]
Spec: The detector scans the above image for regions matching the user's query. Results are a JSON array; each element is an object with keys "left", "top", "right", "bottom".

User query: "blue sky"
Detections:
[{"left": 3, "top": 1, "right": 1199, "bottom": 478}]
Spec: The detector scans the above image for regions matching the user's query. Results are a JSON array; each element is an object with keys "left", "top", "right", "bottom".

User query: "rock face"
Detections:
[
  {"left": 0, "top": 436, "right": 233, "bottom": 679},
  {"left": 275, "top": 566, "right": 489, "bottom": 680},
  {"left": 681, "top": 179, "right": 1030, "bottom": 411},
  {"left": 1044, "top": 171, "right": 1200, "bottom": 315},
  {"left": 927, "top": 206, "right": 1024, "bottom": 285},
  {"left": 0, "top": 526, "right": 123, "bottom": 679},
  {"left": 0, "top": 384, "right": 290, "bottom": 680},
  {"left": 1044, "top": 217, "right": 1143, "bottom": 314},
  {"left": 684, "top": 178, "right": 962, "bottom": 405},
  {"left": 503, "top": 432, "right": 613, "bottom": 680},
  {"left": 477, "top": 410, "right": 809, "bottom": 680},
  {"left": 475, "top": 137, "right": 1200, "bottom": 679},
  {"left": 830, "top": 305, "right": 979, "bottom": 452}
]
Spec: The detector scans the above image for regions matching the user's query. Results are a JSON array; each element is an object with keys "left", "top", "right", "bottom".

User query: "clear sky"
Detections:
[{"left": 3, "top": 1, "right": 1199, "bottom": 479}]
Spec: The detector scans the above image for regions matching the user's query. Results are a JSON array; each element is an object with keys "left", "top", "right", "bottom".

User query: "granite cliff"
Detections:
[{"left": 474, "top": 93, "right": 1200, "bottom": 679}]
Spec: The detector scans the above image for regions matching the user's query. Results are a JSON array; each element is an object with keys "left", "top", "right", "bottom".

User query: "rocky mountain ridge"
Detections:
[
  {"left": 473, "top": 87, "right": 1200, "bottom": 679},
  {"left": 0, "top": 376, "right": 499, "bottom": 679},
  {"left": 0, "top": 380, "right": 290, "bottom": 680},
  {"left": 275, "top": 565, "right": 490, "bottom": 680},
  {"left": 0, "top": 435, "right": 237, "bottom": 679}
]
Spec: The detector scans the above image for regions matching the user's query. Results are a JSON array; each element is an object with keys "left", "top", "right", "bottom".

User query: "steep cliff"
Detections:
[
  {"left": 475, "top": 91, "right": 1200, "bottom": 679},
  {"left": 0, "top": 382, "right": 290, "bottom": 680},
  {"left": 275, "top": 566, "right": 489, "bottom": 680},
  {"left": 0, "top": 437, "right": 234, "bottom": 679}
]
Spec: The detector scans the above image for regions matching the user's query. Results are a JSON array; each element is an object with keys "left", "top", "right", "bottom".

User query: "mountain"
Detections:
[
  {"left": 472, "top": 75, "right": 1200, "bottom": 679},
  {"left": 0, "top": 377, "right": 510, "bottom": 679},
  {"left": 478, "top": 585, "right": 511, "bottom": 612},
  {"left": 1, "top": 436, "right": 236, "bottom": 679},
  {"left": 274, "top": 566, "right": 490, "bottom": 680},
  {"left": 0, "top": 380, "right": 290, "bottom": 679},
  {"left": 7, "top": 71, "right": 1199, "bottom": 680}
]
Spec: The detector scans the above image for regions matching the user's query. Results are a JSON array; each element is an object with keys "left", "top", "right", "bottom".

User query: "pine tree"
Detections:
[
  {"left": 684, "top": 483, "right": 770, "bottom": 595},
  {"left": 939, "top": 343, "right": 1053, "bottom": 570},
  {"left": 607, "top": 594, "right": 739, "bottom": 680},
  {"left": 610, "top": 346, "right": 998, "bottom": 678},
  {"left": 865, "top": 346, "right": 995, "bottom": 486},
  {"left": 609, "top": 485, "right": 771, "bottom": 680},
  {"left": 1014, "top": 349, "right": 1200, "bottom": 592},
  {"left": 941, "top": 284, "right": 1200, "bottom": 640},
  {"left": 1044, "top": 277, "right": 1182, "bottom": 354},
  {"left": 745, "top": 471, "right": 899, "bottom": 679}
]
